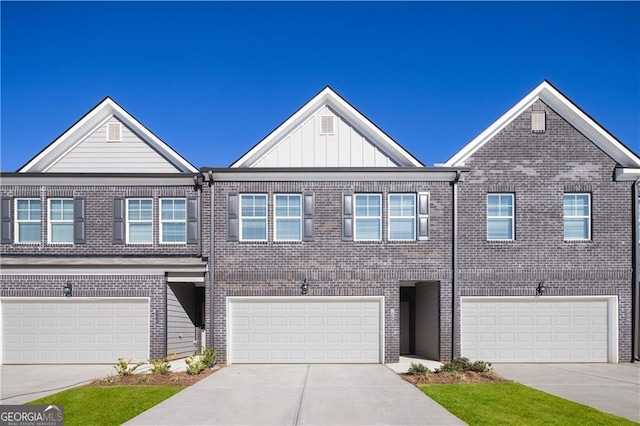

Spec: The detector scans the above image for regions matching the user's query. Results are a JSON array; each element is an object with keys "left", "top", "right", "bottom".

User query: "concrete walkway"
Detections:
[
  {"left": 494, "top": 363, "right": 640, "bottom": 423},
  {"left": 126, "top": 364, "right": 465, "bottom": 425}
]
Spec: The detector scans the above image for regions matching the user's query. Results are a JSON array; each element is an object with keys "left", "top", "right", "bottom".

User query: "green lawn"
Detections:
[
  {"left": 420, "top": 382, "right": 637, "bottom": 426},
  {"left": 27, "top": 386, "right": 184, "bottom": 426}
]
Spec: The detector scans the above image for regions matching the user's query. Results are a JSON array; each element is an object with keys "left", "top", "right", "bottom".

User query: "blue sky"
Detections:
[{"left": 1, "top": 1, "right": 639, "bottom": 171}]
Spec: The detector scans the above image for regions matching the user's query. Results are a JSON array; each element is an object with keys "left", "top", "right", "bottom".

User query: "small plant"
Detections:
[
  {"left": 470, "top": 360, "right": 492, "bottom": 373},
  {"left": 96, "top": 375, "right": 118, "bottom": 385},
  {"left": 114, "top": 358, "right": 144, "bottom": 377},
  {"left": 185, "top": 355, "right": 205, "bottom": 375},
  {"left": 136, "top": 374, "right": 151, "bottom": 383},
  {"left": 407, "top": 362, "right": 431, "bottom": 377},
  {"left": 200, "top": 347, "right": 217, "bottom": 368},
  {"left": 171, "top": 375, "right": 186, "bottom": 384},
  {"left": 453, "top": 371, "right": 467, "bottom": 381},
  {"left": 148, "top": 354, "right": 175, "bottom": 374},
  {"left": 482, "top": 369, "right": 496, "bottom": 379}
]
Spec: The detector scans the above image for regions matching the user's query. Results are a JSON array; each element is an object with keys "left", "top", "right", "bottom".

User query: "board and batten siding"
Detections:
[
  {"left": 166, "top": 284, "right": 196, "bottom": 358},
  {"left": 253, "top": 106, "right": 398, "bottom": 167},
  {"left": 47, "top": 117, "right": 179, "bottom": 173}
]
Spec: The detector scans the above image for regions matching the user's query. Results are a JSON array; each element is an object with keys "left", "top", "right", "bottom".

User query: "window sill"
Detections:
[
  {"left": 486, "top": 239, "right": 516, "bottom": 244},
  {"left": 563, "top": 239, "right": 593, "bottom": 244}
]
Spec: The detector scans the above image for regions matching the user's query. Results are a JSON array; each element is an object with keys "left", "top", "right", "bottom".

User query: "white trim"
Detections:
[
  {"left": 460, "top": 295, "right": 618, "bottom": 363},
  {"left": 159, "top": 198, "right": 187, "bottom": 244},
  {"left": 273, "top": 193, "right": 302, "bottom": 242},
  {"left": 47, "top": 198, "right": 74, "bottom": 244},
  {"left": 231, "top": 87, "right": 423, "bottom": 168},
  {"left": 20, "top": 97, "right": 198, "bottom": 173},
  {"left": 614, "top": 168, "right": 640, "bottom": 181},
  {"left": 226, "top": 295, "right": 385, "bottom": 364},
  {"left": 354, "top": 194, "right": 382, "bottom": 241},
  {"left": 446, "top": 81, "right": 640, "bottom": 167},
  {"left": 387, "top": 193, "right": 416, "bottom": 241},
  {"left": 486, "top": 193, "right": 514, "bottom": 241},
  {"left": 126, "top": 198, "right": 153, "bottom": 244},
  {"left": 563, "top": 193, "right": 591, "bottom": 241},
  {"left": 239, "top": 194, "right": 268, "bottom": 242},
  {"left": 14, "top": 198, "right": 41, "bottom": 244}
]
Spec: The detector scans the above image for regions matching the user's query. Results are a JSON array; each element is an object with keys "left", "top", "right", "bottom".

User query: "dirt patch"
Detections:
[
  {"left": 402, "top": 370, "right": 509, "bottom": 385},
  {"left": 89, "top": 366, "right": 221, "bottom": 387}
]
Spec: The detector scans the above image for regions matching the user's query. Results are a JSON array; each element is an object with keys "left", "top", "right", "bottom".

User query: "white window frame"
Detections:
[
  {"left": 274, "top": 194, "right": 302, "bottom": 242},
  {"left": 487, "top": 193, "right": 514, "bottom": 241},
  {"left": 15, "top": 198, "right": 41, "bottom": 244},
  {"left": 240, "top": 194, "right": 268, "bottom": 242},
  {"left": 564, "top": 193, "right": 591, "bottom": 241},
  {"left": 107, "top": 122, "right": 122, "bottom": 142},
  {"left": 388, "top": 193, "right": 416, "bottom": 241},
  {"left": 354, "top": 194, "right": 382, "bottom": 241},
  {"left": 47, "top": 198, "right": 74, "bottom": 244},
  {"left": 160, "top": 198, "right": 187, "bottom": 244},
  {"left": 126, "top": 198, "right": 153, "bottom": 244}
]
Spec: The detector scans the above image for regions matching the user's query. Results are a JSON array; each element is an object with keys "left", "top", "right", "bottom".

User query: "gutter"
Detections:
[
  {"left": 634, "top": 179, "right": 639, "bottom": 361},
  {"left": 451, "top": 171, "right": 462, "bottom": 361}
]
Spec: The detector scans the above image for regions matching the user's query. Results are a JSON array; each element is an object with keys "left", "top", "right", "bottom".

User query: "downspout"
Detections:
[
  {"left": 194, "top": 175, "right": 202, "bottom": 258},
  {"left": 208, "top": 171, "right": 215, "bottom": 352},
  {"left": 633, "top": 179, "right": 639, "bottom": 361},
  {"left": 451, "top": 171, "right": 461, "bottom": 361}
]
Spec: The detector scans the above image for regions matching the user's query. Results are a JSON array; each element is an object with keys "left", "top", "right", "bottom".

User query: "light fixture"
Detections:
[
  {"left": 301, "top": 278, "right": 309, "bottom": 295},
  {"left": 536, "top": 282, "right": 545, "bottom": 296},
  {"left": 63, "top": 283, "right": 72, "bottom": 297}
]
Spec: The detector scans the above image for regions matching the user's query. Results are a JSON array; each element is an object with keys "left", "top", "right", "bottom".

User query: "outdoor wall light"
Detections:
[
  {"left": 536, "top": 282, "right": 546, "bottom": 296},
  {"left": 301, "top": 278, "right": 309, "bottom": 295},
  {"left": 63, "top": 283, "right": 73, "bottom": 297}
]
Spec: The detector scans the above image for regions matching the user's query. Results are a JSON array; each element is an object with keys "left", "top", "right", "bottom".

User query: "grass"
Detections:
[
  {"left": 27, "top": 385, "right": 184, "bottom": 426},
  {"left": 420, "top": 382, "right": 637, "bottom": 426}
]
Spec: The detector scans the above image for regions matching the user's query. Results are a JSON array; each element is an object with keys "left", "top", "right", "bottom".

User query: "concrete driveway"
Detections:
[
  {"left": 126, "top": 364, "right": 464, "bottom": 425},
  {"left": 493, "top": 363, "right": 640, "bottom": 422},
  {"left": 1, "top": 364, "right": 114, "bottom": 404}
]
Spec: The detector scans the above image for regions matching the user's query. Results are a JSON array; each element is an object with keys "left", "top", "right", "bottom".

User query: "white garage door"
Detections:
[
  {"left": 461, "top": 296, "right": 618, "bottom": 363},
  {"left": 228, "top": 296, "right": 383, "bottom": 364},
  {"left": 1, "top": 298, "right": 149, "bottom": 364}
]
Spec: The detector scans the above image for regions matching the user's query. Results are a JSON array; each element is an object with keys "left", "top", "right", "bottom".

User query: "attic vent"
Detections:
[
  {"left": 107, "top": 122, "right": 122, "bottom": 142},
  {"left": 531, "top": 110, "right": 546, "bottom": 133},
  {"left": 320, "top": 116, "right": 335, "bottom": 135}
]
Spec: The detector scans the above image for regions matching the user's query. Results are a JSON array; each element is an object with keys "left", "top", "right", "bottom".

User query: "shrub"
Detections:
[
  {"left": 469, "top": 360, "right": 492, "bottom": 373},
  {"left": 148, "top": 356, "right": 173, "bottom": 374},
  {"left": 200, "top": 347, "right": 217, "bottom": 368},
  {"left": 185, "top": 356, "right": 205, "bottom": 375},
  {"left": 114, "top": 358, "right": 144, "bottom": 377},
  {"left": 408, "top": 362, "right": 431, "bottom": 377}
]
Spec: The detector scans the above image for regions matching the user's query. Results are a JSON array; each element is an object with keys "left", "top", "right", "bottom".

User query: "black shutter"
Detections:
[
  {"left": 342, "top": 193, "right": 354, "bottom": 241},
  {"left": 302, "top": 192, "right": 314, "bottom": 241},
  {"left": 417, "top": 192, "right": 429, "bottom": 240},
  {"left": 1, "top": 196, "right": 12, "bottom": 244},
  {"left": 73, "top": 196, "right": 86, "bottom": 244},
  {"left": 113, "top": 197, "right": 125, "bottom": 244},
  {"left": 186, "top": 196, "right": 199, "bottom": 244},
  {"left": 227, "top": 193, "right": 239, "bottom": 241}
]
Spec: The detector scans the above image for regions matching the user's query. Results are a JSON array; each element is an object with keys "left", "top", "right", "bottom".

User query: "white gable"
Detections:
[
  {"left": 19, "top": 98, "right": 197, "bottom": 173},
  {"left": 445, "top": 81, "right": 640, "bottom": 168},
  {"left": 232, "top": 87, "right": 423, "bottom": 168}
]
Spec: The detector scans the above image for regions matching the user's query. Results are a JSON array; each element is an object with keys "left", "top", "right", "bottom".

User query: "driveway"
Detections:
[
  {"left": 1, "top": 364, "right": 114, "bottom": 405},
  {"left": 493, "top": 363, "right": 640, "bottom": 422},
  {"left": 126, "top": 364, "right": 464, "bottom": 425}
]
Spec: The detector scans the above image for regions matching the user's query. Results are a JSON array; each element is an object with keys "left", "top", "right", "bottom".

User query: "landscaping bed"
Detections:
[
  {"left": 401, "top": 357, "right": 509, "bottom": 385},
  {"left": 89, "top": 365, "right": 220, "bottom": 387}
]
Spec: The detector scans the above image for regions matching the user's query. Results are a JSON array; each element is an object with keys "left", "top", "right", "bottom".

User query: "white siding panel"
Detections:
[
  {"left": 166, "top": 285, "right": 195, "bottom": 358},
  {"left": 48, "top": 117, "right": 179, "bottom": 173},
  {"left": 1, "top": 298, "right": 149, "bottom": 364}
]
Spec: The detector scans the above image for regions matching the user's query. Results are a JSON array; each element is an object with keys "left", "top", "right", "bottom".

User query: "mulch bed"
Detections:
[
  {"left": 401, "top": 370, "right": 510, "bottom": 385},
  {"left": 89, "top": 366, "right": 221, "bottom": 387}
]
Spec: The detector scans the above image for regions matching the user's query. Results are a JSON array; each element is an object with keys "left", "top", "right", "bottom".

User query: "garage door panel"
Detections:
[
  {"left": 461, "top": 297, "right": 613, "bottom": 363},
  {"left": 230, "top": 297, "right": 382, "bottom": 363},
  {"left": 2, "top": 299, "right": 149, "bottom": 364}
]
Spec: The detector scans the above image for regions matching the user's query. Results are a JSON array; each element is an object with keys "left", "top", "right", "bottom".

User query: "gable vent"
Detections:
[
  {"left": 320, "top": 116, "right": 335, "bottom": 135},
  {"left": 531, "top": 110, "right": 546, "bottom": 133},
  {"left": 107, "top": 122, "right": 122, "bottom": 142}
]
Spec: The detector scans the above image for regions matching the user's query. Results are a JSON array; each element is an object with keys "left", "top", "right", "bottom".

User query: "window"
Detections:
[
  {"left": 15, "top": 199, "right": 40, "bottom": 243},
  {"left": 274, "top": 194, "right": 301, "bottom": 241},
  {"left": 240, "top": 194, "right": 267, "bottom": 241},
  {"left": 564, "top": 194, "right": 591, "bottom": 240},
  {"left": 355, "top": 194, "right": 381, "bottom": 241},
  {"left": 161, "top": 198, "right": 186, "bottom": 243},
  {"left": 487, "top": 194, "right": 514, "bottom": 240},
  {"left": 127, "top": 199, "right": 153, "bottom": 243},
  {"left": 48, "top": 199, "right": 74, "bottom": 243},
  {"left": 389, "top": 194, "right": 416, "bottom": 241},
  {"left": 107, "top": 122, "right": 122, "bottom": 142}
]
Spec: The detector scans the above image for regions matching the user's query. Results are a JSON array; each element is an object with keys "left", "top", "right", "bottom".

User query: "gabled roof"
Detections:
[
  {"left": 231, "top": 86, "right": 424, "bottom": 168},
  {"left": 19, "top": 97, "right": 198, "bottom": 173},
  {"left": 445, "top": 80, "right": 640, "bottom": 168}
]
